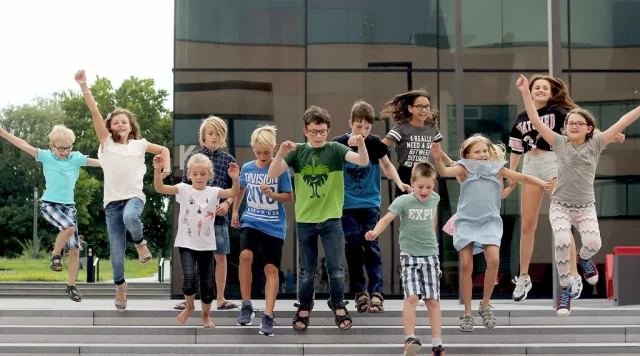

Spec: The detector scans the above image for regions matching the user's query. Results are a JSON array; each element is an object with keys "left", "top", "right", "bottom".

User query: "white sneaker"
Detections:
[
  {"left": 512, "top": 275, "right": 532, "bottom": 302},
  {"left": 569, "top": 275, "right": 583, "bottom": 299}
]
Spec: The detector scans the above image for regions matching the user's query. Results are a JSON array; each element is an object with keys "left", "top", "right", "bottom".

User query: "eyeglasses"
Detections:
[
  {"left": 52, "top": 144, "right": 73, "bottom": 152},
  {"left": 411, "top": 105, "right": 431, "bottom": 112},
  {"left": 305, "top": 129, "right": 329, "bottom": 136},
  {"left": 566, "top": 122, "right": 588, "bottom": 128}
]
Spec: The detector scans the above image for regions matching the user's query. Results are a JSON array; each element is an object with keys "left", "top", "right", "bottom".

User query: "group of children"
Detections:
[{"left": 2, "top": 70, "right": 639, "bottom": 356}]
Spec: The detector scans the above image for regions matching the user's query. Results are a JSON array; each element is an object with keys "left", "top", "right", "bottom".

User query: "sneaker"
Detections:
[
  {"left": 579, "top": 257, "right": 599, "bottom": 285},
  {"left": 556, "top": 286, "right": 573, "bottom": 317},
  {"left": 259, "top": 313, "right": 276, "bottom": 336},
  {"left": 432, "top": 345, "right": 446, "bottom": 356},
  {"left": 478, "top": 303, "right": 496, "bottom": 328},
  {"left": 459, "top": 314, "right": 475, "bottom": 332},
  {"left": 236, "top": 301, "right": 255, "bottom": 326},
  {"left": 512, "top": 275, "right": 532, "bottom": 302},
  {"left": 570, "top": 275, "right": 583, "bottom": 299},
  {"left": 403, "top": 337, "right": 422, "bottom": 356}
]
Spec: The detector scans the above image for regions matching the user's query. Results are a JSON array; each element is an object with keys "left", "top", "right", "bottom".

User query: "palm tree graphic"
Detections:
[{"left": 301, "top": 155, "right": 329, "bottom": 198}]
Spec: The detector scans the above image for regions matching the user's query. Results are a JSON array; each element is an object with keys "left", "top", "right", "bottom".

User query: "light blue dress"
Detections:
[{"left": 453, "top": 159, "right": 507, "bottom": 255}]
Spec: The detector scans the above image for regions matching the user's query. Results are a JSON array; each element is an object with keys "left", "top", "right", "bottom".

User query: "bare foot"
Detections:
[
  {"left": 201, "top": 312, "right": 215, "bottom": 328},
  {"left": 177, "top": 308, "right": 194, "bottom": 324},
  {"left": 295, "top": 310, "right": 309, "bottom": 330}
]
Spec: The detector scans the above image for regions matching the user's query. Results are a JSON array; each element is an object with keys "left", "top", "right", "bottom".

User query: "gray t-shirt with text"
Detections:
[
  {"left": 551, "top": 132, "right": 605, "bottom": 206},
  {"left": 385, "top": 122, "right": 443, "bottom": 169}
]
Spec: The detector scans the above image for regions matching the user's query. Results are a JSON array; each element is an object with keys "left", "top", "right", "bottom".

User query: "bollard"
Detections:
[{"left": 86, "top": 244, "right": 94, "bottom": 283}]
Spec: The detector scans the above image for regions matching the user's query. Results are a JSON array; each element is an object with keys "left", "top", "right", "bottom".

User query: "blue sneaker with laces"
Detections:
[
  {"left": 259, "top": 313, "right": 276, "bottom": 336},
  {"left": 236, "top": 301, "right": 255, "bottom": 326}
]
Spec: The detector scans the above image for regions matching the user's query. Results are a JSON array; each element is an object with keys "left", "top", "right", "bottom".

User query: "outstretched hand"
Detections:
[
  {"left": 431, "top": 142, "right": 443, "bottom": 160},
  {"left": 227, "top": 162, "right": 240, "bottom": 179},
  {"left": 278, "top": 141, "right": 297, "bottom": 156},
  {"left": 153, "top": 154, "right": 164, "bottom": 169}
]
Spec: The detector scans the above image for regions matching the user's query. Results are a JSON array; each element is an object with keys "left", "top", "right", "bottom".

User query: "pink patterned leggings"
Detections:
[{"left": 549, "top": 201, "right": 602, "bottom": 287}]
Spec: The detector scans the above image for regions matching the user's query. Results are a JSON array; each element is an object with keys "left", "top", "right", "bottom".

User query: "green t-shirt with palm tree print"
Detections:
[{"left": 284, "top": 142, "right": 351, "bottom": 223}]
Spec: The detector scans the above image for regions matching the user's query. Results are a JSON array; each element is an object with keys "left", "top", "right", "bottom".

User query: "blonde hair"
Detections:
[
  {"left": 251, "top": 125, "right": 277, "bottom": 151},
  {"left": 199, "top": 116, "right": 227, "bottom": 147},
  {"left": 187, "top": 153, "right": 214, "bottom": 178},
  {"left": 460, "top": 134, "right": 506, "bottom": 162},
  {"left": 411, "top": 162, "right": 438, "bottom": 182},
  {"left": 48, "top": 125, "right": 75, "bottom": 144}
]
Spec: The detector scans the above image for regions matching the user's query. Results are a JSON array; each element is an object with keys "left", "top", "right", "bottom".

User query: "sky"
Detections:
[{"left": 0, "top": 0, "right": 174, "bottom": 109}]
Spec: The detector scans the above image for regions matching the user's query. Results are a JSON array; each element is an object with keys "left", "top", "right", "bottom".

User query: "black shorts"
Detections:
[{"left": 240, "top": 227, "right": 284, "bottom": 268}]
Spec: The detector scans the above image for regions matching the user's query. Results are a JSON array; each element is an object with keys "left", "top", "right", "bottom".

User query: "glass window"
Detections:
[
  {"left": 461, "top": 0, "right": 549, "bottom": 69},
  {"left": 569, "top": 0, "right": 640, "bottom": 69},
  {"left": 306, "top": 0, "right": 439, "bottom": 68},
  {"left": 175, "top": 0, "right": 305, "bottom": 68}
]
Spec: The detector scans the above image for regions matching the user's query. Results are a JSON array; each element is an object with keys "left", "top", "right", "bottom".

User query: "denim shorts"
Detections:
[
  {"left": 214, "top": 224, "right": 230, "bottom": 255},
  {"left": 522, "top": 151, "right": 558, "bottom": 181}
]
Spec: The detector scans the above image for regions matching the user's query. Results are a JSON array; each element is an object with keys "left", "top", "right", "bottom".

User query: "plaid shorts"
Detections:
[
  {"left": 400, "top": 253, "right": 441, "bottom": 300},
  {"left": 41, "top": 201, "right": 80, "bottom": 250}
]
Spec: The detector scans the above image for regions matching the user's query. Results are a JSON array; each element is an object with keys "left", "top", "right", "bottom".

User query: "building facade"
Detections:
[{"left": 171, "top": 0, "right": 640, "bottom": 299}]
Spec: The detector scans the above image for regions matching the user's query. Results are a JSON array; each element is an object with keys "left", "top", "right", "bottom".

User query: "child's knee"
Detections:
[
  {"left": 424, "top": 298, "right": 440, "bottom": 310},
  {"left": 68, "top": 248, "right": 79, "bottom": 256},
  {"left": 460, "top": 255, "right": 473, "bottom": 273},
  {"left": 239, "top": 249, "right": 253, "bottom": 264},
  {"left": 64, "top": 226, "right": 76, "bottom": 236},
  {"left": 264, "top": 264, "right": 278, "bottom": 277},
  {"left": 404, "top": 295, "right": 420, "bottom": 307},
  {"left": 485, "top": 254, "right": 500, "bottom": 269}
]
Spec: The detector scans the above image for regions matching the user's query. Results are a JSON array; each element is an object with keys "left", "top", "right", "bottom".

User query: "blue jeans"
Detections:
[
  {"left": 297, "top": 218, "right": 345, "bottom": 306},
  {"left": 105, "top": 198, "right": 145, "bottom": 285},
  {"left": 342, "top": 207, "right": 384, "bottom": 295}
]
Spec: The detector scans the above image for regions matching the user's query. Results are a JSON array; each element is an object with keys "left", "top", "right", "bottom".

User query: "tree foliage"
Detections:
[{"left": 0, "top": 76, "right": 173, "bottom": 259}]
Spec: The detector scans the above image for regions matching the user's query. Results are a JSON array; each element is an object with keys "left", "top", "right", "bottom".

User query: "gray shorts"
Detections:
[{"left": 522, "top": 151, "right": 558, "bottom": 181}]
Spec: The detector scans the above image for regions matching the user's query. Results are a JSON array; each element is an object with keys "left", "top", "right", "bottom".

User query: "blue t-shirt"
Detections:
[
  {"left": 36, "top": 149, "right": 88, "bottom": 205},
  {"left": 332, "top": 133, "right": 390, "bottom": 209},
  {"left": 238, "top": 161, "right": 293, "bottom": 239}
]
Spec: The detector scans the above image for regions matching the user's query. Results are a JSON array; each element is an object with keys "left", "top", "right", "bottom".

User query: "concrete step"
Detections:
[
  {"left": 0, "top": 288, "right": 168, "bottom": 294},
  {"left": 4, "top": 309, "right": 640, "bottom": 326},
  {"left": 1, "top": 343, "right": 639, "bottom": 355},
  {"left": 0, "top": 293, "right": 169, "bottom": 299},
  {"left": 0, "top": 283, "right": 170, "bottom": 290},
  {"left": 0, "top": 325, "right": 636, "bottom": 344}
]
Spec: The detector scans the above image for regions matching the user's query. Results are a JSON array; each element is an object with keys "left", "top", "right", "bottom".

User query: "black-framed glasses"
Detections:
[
  {"left": 305, "top": 129, "right": 329, "bottom": 136},
  {"left": 411, "top": 104, "right": 431, "bottom": 112},
  {"left": 52, "top": 144, "right": 73, "bottom": 152}
]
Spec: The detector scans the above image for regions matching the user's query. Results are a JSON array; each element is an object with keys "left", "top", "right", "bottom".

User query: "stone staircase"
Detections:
[
  {"left": 0, "top": 282, "right": 170, "bottom": 299},
  {"left": 0, "top": 299, "right": 639, "bottom": 355}
]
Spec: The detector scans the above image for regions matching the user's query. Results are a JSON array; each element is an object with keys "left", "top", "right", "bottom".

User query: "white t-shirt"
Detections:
[
  {"left": 174, "top": 183, "right": 221, "bottom": 251},
  {"left": 98, "top": 135, "right": 149, "bottom": 207}
]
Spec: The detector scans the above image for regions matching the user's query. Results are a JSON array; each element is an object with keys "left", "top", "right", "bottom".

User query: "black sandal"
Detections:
[
  {"left": 355, "top": 291, "right": 370, "bottom": 313},
  {"left": 368, "top": 292, "right": 384, "bottom": 313},
  {"left": 292, "top": 302, "right": 313, "bottom": 331},
  {"left": 49, "top": 255, "right": 63, "bottom": 272},
  {"left": 65, "top": 285, "right": 82, "bottom": 302},
  {"left": 328, "top": 300, "right": 352, "bottom": 330}
]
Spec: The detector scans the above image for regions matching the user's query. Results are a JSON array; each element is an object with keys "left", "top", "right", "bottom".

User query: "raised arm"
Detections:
[
  {"left": 268, "top": 141, "right": 295, "bottom": 180},
  {"left": 219, "top": 162, "right": 241, "bottom": 200},
  {"left": 431, "top": 142, "right": 466, "bottom": 177},
  {"left": 0, "top": 127, "right": 38, "bottom": 158},
  {"left": 516, "top": 75, "right": 557, "bottom": 147},
  {"left": 153, "top": 155, "right": 178, "bottom": 195},
  {"left": 345, "top": 135, "right": 369, "bottom": 166},
  {"left": 364, "top": 211, "right": 397, "bottom": 241},
  {"left": 147, "top": 143, "right": 171, "bottom": 178},
  {"left": 602, "top": 106, "right": 640, "bottom": 146},
  {"left": 75, "top": 70, "right": 110, "bottom": 145}
]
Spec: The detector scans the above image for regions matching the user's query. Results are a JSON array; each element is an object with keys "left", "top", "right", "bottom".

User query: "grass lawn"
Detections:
[{"left": 0, "top": 256, "right": 158, "bottom": 282}]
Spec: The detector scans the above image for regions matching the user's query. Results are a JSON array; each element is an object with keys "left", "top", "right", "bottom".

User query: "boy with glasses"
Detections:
[{"left": 0, "top": 124, "right": 100, "bottom": 302}]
